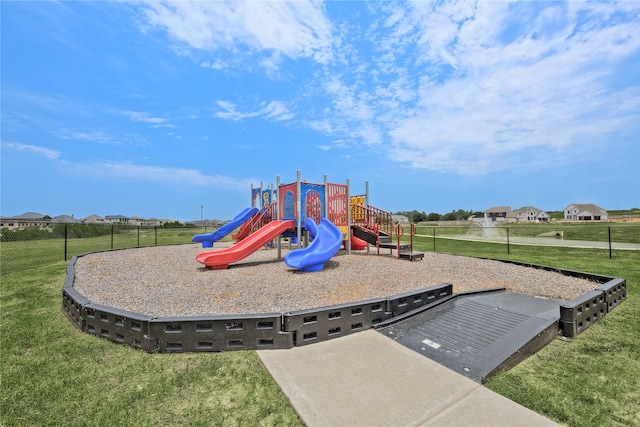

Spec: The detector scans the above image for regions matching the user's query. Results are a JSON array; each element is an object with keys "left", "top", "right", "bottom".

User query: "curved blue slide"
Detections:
[
  {"left": 192, "top": 207, "right": 258, "bottom": 248},
  {"left": 284, "top": 218, "right": 343, "bottom": 272}
]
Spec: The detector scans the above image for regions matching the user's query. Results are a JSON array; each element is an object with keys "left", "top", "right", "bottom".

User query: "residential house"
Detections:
[
  {"left": 129, "top": 216, "right": 145, "bottom": 226},
  {"left": 104, "top": 215, "right": 130, "bottom": 224},
  {"left": 0, "top": 212, "right": 52, "bottom": 230},
  {"left": 83, "top": 214, "right": 106, "bottom": 224},
  {"left": 484, "top": 206, "right": 513, "bottom": 223},
  {"left": 513, "top": 206, "right": 550, "bottom": 223},
  {"left": 564, "top": 204, "right": 608, "bottom": 221},
  {"left": 144, "top": 218, "right": 163, "bottom": 227},
  {"left": 51, "top": 214, "right": 82, "bottom": 224}
]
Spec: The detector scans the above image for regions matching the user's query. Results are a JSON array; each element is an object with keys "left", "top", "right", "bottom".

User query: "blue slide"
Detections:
[
  {"left": 192, "top": 207, "right": 258, "bottom": 248},
  {"left": 284, "top": 218, "right": 343, "bottom": 272}
]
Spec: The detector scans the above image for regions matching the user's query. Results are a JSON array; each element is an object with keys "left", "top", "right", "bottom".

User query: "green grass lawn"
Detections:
[
  {"left": 1, "top": 262, "right": 302, "bottom": 427},
  {"left": 484, "top": 255, "right": 639, "bottom": 427},
  {"left": 415, "top": 223, "right": 640, "bottom": 244},
  {"left": 1, "top": 230, "right": 639, "bottom": 426}
]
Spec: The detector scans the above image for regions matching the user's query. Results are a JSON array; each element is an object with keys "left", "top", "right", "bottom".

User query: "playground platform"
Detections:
[{"left": 258, "top": 329, "right": 559, "bottom": 426}]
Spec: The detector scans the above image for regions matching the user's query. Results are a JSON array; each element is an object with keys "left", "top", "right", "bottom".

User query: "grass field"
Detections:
[
  {"left": 1, "top": 229, "right": 639, "bottom": 426},
  {"left": 414, "top": 223, "right": 640, "bottom": 244}
]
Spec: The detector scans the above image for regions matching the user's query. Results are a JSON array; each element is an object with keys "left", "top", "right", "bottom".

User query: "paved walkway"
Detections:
[{"left": 258, "top": 330, "right": 559, "bottom": 427}]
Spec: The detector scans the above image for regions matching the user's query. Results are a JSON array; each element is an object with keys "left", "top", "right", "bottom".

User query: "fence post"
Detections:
[
  {"left": 609, "top": 227, "right": 612, "bottom": 259},
  {"left": 507, "top": 227, "right": 510, "bottom": 255},
  {"left": 433, "top": 227, "right": 436, "bottom": 252},
  {"left": 137, "top": 226, "right": 140, "bottom": 247},
  {"left": 64, "top": 223, "right": 68, "bottom": 261},
  {"left": 111, "top": 224, "right": 114, "bottom": 250}
]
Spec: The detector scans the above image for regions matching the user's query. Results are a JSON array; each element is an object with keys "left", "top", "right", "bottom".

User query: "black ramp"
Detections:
[{"left": 377, "top": 292, "right": 562, "bottom": 383}]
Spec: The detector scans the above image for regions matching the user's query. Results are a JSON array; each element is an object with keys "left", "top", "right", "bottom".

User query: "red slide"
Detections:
[{"left": 196, "top": 220, "right": 295, "bottom": 270}]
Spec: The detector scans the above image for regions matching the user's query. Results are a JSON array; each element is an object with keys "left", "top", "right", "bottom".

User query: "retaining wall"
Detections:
[
  {"left": 62, "top": 254, "right": 626, "bottom": 352},
  {"left": 62, "top": 254, "right": 454, "bottom": 353}
]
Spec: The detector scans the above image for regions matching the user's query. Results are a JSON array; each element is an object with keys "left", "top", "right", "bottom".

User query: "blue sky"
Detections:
[{"left": 2, "top": 1, "right": 639, "bottom": 221}]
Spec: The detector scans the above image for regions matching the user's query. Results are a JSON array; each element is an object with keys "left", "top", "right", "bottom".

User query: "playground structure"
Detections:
[
  {"left": 60, "top": 169, "right": 627, "bottom": 382},
  {"left": 194, "top": 171, "right": 424, "bottom": 271},
  {"left": 63, "top": 251, "right": 626, "bottom": 378}
]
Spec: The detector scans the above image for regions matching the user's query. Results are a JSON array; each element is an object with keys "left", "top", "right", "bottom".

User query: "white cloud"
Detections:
[
  {"left": 214, "top": 100, "right": 293, "bottom": 122},
  {"left": 3, "top": 142, "right": 61, "bottom": 160},
  {"left": 378, "top": 1, "right": 639, "bottom": 175},
  {"left": 120, "top": 110, "right": 169, "bottom": 125},
  {"left": 57, "top": 129, "right": 148, "bottom": 147},
  {"left": 59, "top": 131, "right": 116, "bottom": 144},
  {"left": 133, "top": 1, "right": 638, "bottom": 177},
  {"left": 72, "top": 161, "right": 255, "bottom": 189},
  {"left": 139, "top": 1, "right": 334, "bottom": 70}
]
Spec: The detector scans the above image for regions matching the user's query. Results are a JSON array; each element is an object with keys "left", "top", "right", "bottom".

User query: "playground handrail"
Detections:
[
  {"left": 234, "top": 202, "right": 277, "bottom": 242},
  {"left": 351, "top": 204, "right": 394, "bottom": 239},
  {"left": 250, "top": 201, "right": 277, "bottom": 233},
  {"left": 395, "top": 223, "right": 417, "bottom": 259}
]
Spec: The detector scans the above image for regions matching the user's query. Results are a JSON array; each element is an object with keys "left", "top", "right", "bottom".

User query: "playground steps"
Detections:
[
  {"left": 399, "top": 251, "right": 425, "bottom": 261},
  {"left": 352, "top": 226, "right": 424, "bottom": 261}
]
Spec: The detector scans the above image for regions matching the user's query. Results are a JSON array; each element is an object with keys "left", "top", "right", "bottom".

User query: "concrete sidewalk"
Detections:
[{"left": 258, "top": 330, "right": 559, "bottom": 427}]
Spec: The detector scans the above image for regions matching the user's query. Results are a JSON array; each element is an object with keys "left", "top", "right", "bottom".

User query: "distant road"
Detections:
[{"left": 416, "top": 234, "right": 638, "bottom": 251}]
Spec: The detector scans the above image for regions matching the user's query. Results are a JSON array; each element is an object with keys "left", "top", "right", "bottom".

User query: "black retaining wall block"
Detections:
[
  {"left": 597, "top": 278, "right": 627, "bottom": 313},
  {"left": 559, "top": 276, "right": 627, "bottom": 338},
  {"left": 83, "top": 303, "right": 157, "bottom": 352},
  {"left": 284, "top": 298, "right": 390, "bottom": 346},
  {"left": 386, "top": 283, "right": 453, "bottom": 317},
  {"left": 560, "top": 290, "right": 607, "bottom": 337},
  {"left": 63, "top": 252, "right": 627, "bottom": 352},
  {"left": 148, "top": 313, "right": 293, "bottom": 353},
  {"left": 62, "top": 287, "right": 90, "bottom": 330}
]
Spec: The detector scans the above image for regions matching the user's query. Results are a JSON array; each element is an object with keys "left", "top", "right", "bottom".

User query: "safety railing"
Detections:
[
  {"left": 395, "top": 223, "right": 418, "bottom": 258},
  {"left": 233, "top": 202, "right": 277, "bottom": 242},
  {"left": 351, "top": 204, "right": 394, "bottom": 237}
]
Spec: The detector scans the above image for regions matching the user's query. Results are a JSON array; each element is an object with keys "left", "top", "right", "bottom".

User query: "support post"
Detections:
[
  {"left": 347, "top": 178, "right": 351, "bottom": 255},
  {"left": 365, "top": 180, "right": 369, "bottom": 207},
  {"left": 64, "top": 223, "right": 68, "bottom": 261},
  {"left": 324, "top": 174, "right": 328, "bottom": 219},
  {"left": 277, "top": 175, "right": 282, "bottom": 259},
  {"left": 296, "top": 170, "right": 302, "bottom": 247},
  {"left": 433, "top": 227, "right": 436, "bottom": 252}
]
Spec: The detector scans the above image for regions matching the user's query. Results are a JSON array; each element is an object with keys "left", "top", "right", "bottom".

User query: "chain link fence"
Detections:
[
  {"left": 2, "top": 223, "right": 639, "bottom": 275},
  {"left": 413, "top": 224, "right": 640, "bottom": 259},
  {"left": 1, "top": 224, "right": 209, "bottom": 274}
]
